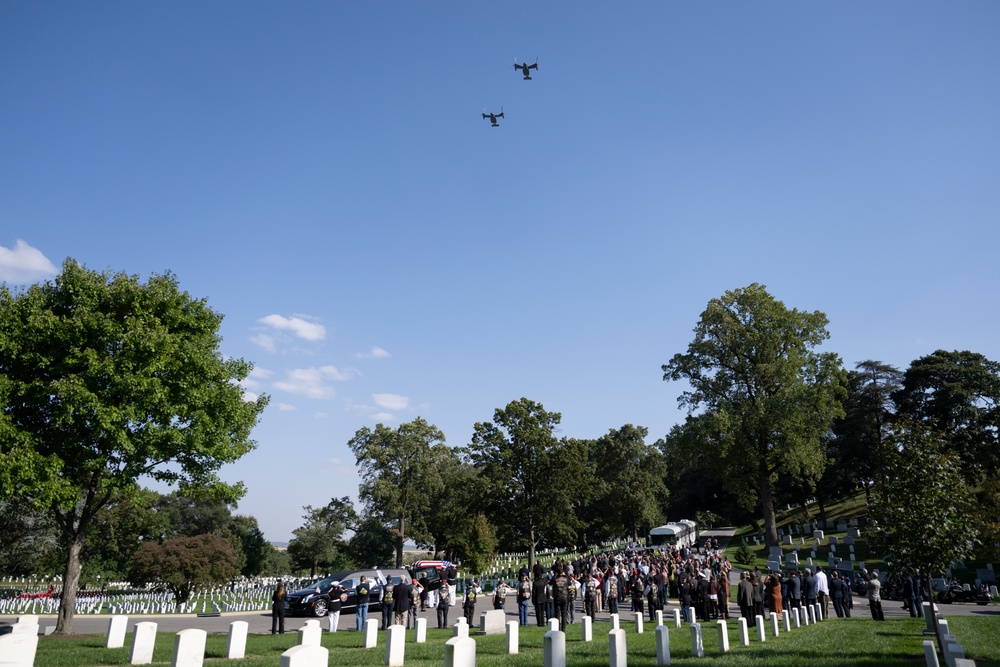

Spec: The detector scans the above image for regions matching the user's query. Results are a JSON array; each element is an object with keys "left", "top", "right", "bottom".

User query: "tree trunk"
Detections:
[
  {"left": 56, "top": 534, "right": 84, "bottom": 634},
  {"left": 759, "top": 464, "right": 779, "bottom": 547},
  {"left": 395, "top": 515, "right": 405, "bottom": 568},
  {"left": 528, "top": 527, "right": 536, "bottom": 573}
]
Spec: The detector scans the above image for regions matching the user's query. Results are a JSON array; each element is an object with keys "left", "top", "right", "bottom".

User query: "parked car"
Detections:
[{"left": 285, "top": 568, "right": 409, "bottom": 617}]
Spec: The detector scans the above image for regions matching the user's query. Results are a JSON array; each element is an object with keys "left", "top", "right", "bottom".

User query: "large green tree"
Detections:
[
  {"left": 893, "top": 350, "right": 1000, "bottom": 481},
  {"left": 868, "top": 421, "right": 978, "bottom": 598},
  {"left": 826, "top": 361, "right": 902, "bottom": 505},
  {"left": 348, "top": 418, "right": 445, "bottom": 567},
  {"left": 0, "top": 261, "right": 266, "bottom": 633},
  {"left": 592, "top": 425, "right": 667, "bottom": 542},
  {"left": 466, "top": 398, "right": 578, "bottom": 569},
  {"left": 287, "top": 498, "right": 357, "bottom": 577},
  {"left": 662, "top": 284, "right": 846, "bottom": 546}
]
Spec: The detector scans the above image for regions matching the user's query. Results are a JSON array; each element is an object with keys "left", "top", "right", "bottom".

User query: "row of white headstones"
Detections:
[{"left": 0, "top": 602, "right": 869, "bottom": 667}]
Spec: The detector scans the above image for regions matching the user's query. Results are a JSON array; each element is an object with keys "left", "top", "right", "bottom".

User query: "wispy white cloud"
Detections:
[
  {"left": 356, "top": 346, "right": 391, "bottom": 359},
  {"left": 373, "top": 393, "right": 409, "bottom": 410},
  {"left": 240, "top": 367, "right": 273, "bottom": 392},
  {"left": 0, "top": 240, "right": 58, "bottom": 283},
  {"left": 243, "top": 391, "right": 259, "bottom": 402},
  {"left": 250, "top": 333, "right": 276, "bottom": 353},
  {"left": 371, "top": 412, "right": 396, "bottom": 422},
  {"left": 276, "top": 403, "right": 296, "bottom": 411},
  {"left": 258, "top": 314, "right": 326, "bottom": 341},
  {"left": 274, "top": 365, "right": 356, "bottom": 399}
]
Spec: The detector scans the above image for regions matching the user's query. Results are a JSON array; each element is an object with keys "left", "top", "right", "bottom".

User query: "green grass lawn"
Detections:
[{"left": 33, "top": 616, "right": 1000, "bottom": 667}]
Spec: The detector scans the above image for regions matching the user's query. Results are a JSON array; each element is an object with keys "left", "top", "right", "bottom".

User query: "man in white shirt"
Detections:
[{"left": 815, "top": 566, "right": 830, "bottom": 619}]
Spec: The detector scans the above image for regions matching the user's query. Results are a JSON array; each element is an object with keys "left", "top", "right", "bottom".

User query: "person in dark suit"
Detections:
[
  {"left": 736, "top": 571, "right": 754, "bottom": 620},
  {"left": 829, "top": 571, "right": 850, "bottom": 618},
  {"left": 786, "top": 570, "right": 802, "bottom": 610},
  {"left": 393, "top": 576, "right": 412, "bottom": 628}
]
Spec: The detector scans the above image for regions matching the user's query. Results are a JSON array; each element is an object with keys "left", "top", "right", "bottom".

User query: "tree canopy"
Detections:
[
  {"left": 466, "top": 398, "right": 579, "bottom": 568},
  {"left": 348, "top": 417, "right": 445, "bottom": 567},
  {"left": 0, "top": 260, "right": 266, "bottom": 632},
  {"left": 662, "top": 283, "right": 846, "bottom": 546}
]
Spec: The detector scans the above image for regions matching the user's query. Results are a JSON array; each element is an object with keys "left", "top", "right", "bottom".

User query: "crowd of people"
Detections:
[{"left": 269, "top": 537, "right": 915, "bottom": 633}]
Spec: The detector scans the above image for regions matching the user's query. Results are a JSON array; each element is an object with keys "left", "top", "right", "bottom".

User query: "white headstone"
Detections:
[
  {"left": 610, "top": 629, "right": 627, "bottom": 667},
  {"left": 943, "top": 643, "right": 965, "bottom": 667},
  {"left": 655, "top": 610, "right": 663, "bottom": 627},
  {"left": 610, "top": 613, "right": 620, "bottom": 630},
  {"left": 280, "top": 644, "right": 329, "bottom": 667},
  {"left": 655, "top": 625, "right": 671, "bottom": 666},
  {"left": 830, "top": 536, "right": 839, "bottom": 546},
  {"left": 755, "top": 615, "right": 766, "bottom": 642},
  {"left": 783, "top": 535, "right": 793, "bottom": 545},
  {"left": 673, "top": 609, "right": 681, "bottom": 628},
  {"left": 444, "top": 636, "right": 476, "bottom": 667},
  {"left": 298, "top": 622, "right": 322, "bottom": 647},
  {"left": 635, "top": 614, "right": 644, "bottom": 634},
  {"left": 130, "top": 621, "right": 158, "bottom": 665},
  {"left": 414, "top": 617, "right": 427, "bottom": 644},
  {"left": 385, "top": 625, "right": 405, "bottom": 666},
  {"left": 923, "top": 640, "right": 940, "bottom": 667},
  {"left": 808, "top": 605, "right": 817, "bottom": 625},
  {"left": 506, "top": 621, "right": 518, "bottom": 655},
  {"left": 922, "top": 603, "right": 936, "bottom": 634},
  {"left": 171, "top": 628, "right": 206, "bottom": 667},
  {"left": 716, "top": 620, "right": 729, "bottom": 653},
  {"left": 686, "top": 607, "right": 695, "bottom": 624},
  {"left": 544, "top": 630, "right": 566, "bottom": 667},
  {"left": 783, "top": 612, "right": 791, "bottom": 633},
  {"left": 107, "top": 615, "right": 129, "bottom": 649},
  {"left": 15, "top": 615, "right": 39, "bottom": 627},
  {"left": 226, "top": 621, "right": 247, "bottom": 660},
  {"left": 737, "top": 617, "right": 749, "bottom": 646},
  {"left": 479, "top": 610, "right": 506, "bottom": 635},
  {"left": 453, "top": 618, "right": 469, "bottom": 638},
  {"left": 689, "top": 623, "right": 704, "bottom": 658},
  {"left": 364, "top": 618, "right": 379, "bottom": 649},
  {"left": 0, "top": 632, "right": 38, "bottom": 667},
  {"left": 769, "top": 612, "right": 779, "bottom": 637},
  {"left": 792, "top": 607, "right": 801, "bottom": 628},
  {"left": 582, "top": 615, "right": 593, "bottom": 642},
  {"left": 814, "top": 530, "right": 824, "bottom": 542}
]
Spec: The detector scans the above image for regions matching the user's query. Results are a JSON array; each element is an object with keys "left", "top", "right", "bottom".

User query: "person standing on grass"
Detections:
[
  {"left": 327, "top": 583, "right": 343, "bottom": 632},
  {"left": 865, "top": 571, "right": 885, "bottom": 621},
  {"left": 816, "top": 566, "right": 830, "bottom": 619}
]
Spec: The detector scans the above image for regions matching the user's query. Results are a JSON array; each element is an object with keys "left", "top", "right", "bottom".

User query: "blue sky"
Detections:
[{"left": 2, "top": 2, "right": 998, "bottom": 542}]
